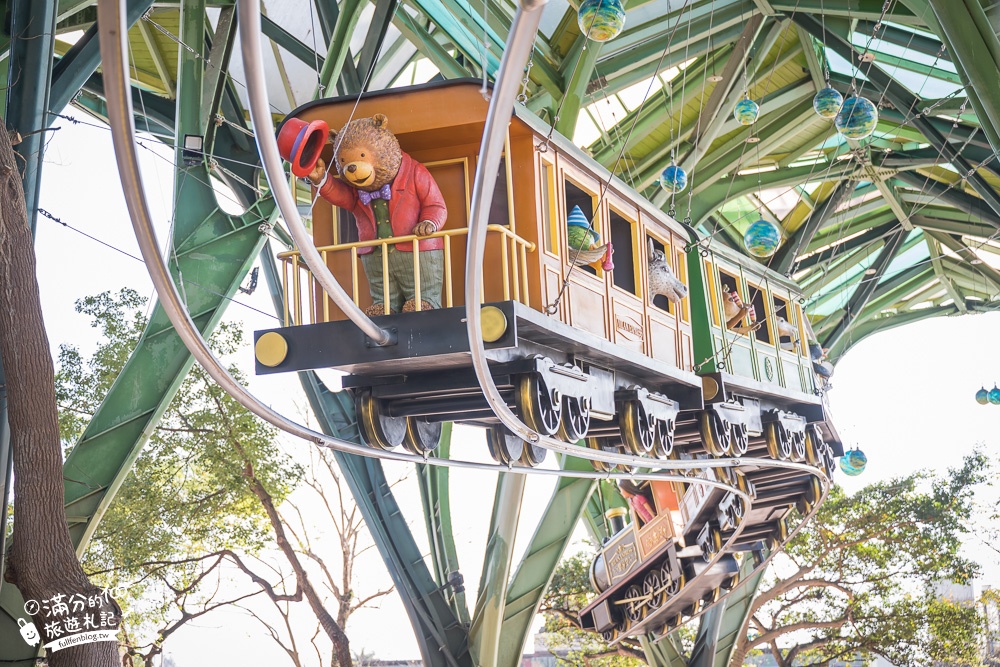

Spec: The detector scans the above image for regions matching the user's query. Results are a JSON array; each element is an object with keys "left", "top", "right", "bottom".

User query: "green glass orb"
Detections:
[
  {"left": 577, "top": 0, "right": 626, "bottom": 43},
  {"left": 976, "top": 387, "right": 990, "bottom": 405},
  {"left": 840, "top": 449, "right": 867, "bottom": 476},
  {"left": 835, "top": 96, "right": 878, "bottom": 139},
  {"left": 989, "top": 385, "right": 1000, "bottom": 405},
  {"left": 733, "top": 98, "right": 760, "bottom": 125},
  {"left": 743, "top": 218, "right": 781, "bottom": 258},
  {"left": 660, "top": 164, "right": 688, "bottom": 194},
  {"left": 813, "top": 87, "right": 844, "bottom": 119}
]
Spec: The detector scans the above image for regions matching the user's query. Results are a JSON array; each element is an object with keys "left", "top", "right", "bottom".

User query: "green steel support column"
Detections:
[
  {"left": 393, "top": 10, "right": 471, "bottom": 79},
  {"left": 469, "top": 473, "right": 526, "bottom": 667},
  {"left": 318, "top": 0, "right": 366, "bottom": 94},
  {"left": 640, "top": 633, "right": 687, "bottom": 667},
  {"left": 202, "top": 7, "right": 237, "bottom": 153},
  {"left": 497, "top": 455, "right": 597, "bottom": 666},
  {"left": 357, "top": 0, "right": 399, "bottom": 85},
  {"left": 822, "top": 228, "right": 908, "bottom": 351},
  {"left": 49, "top": 0, "right": 156, "bottom": 115},
  {"left": 772, "top": 179, "right": 858, "bottom": 274},
  {"left": 553, "top": 8, "right": 626, "bottom": 139},
  {"left": 5, "top": 0, "right": 58, "bottom": 234},
  {"left": 416, "top": 423, "right": 471, "bottom": 626},
  {"left": 690, "top": 553, "right": 768, "bottom": 667},
  {"left": 258, "top": 245, "right": 473, "bottom": 666},
  {"left": 907, "top": 0, "right": 1000, "bottom": 157}
]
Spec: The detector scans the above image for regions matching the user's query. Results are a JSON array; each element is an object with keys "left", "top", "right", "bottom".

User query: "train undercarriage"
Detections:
[{"left": 255, "top": 300, "right": 841, "bottom": 640}]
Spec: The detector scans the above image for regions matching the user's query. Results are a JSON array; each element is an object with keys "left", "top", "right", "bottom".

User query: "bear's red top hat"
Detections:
[{"left": 277, "top": 118, "right": 329, "bottom": 178}]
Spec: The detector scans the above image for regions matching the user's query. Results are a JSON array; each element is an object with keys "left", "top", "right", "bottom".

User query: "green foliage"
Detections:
[
  {"left": 56, "top": 290, "right": 302, "bottom": 651},
  {"left": 743, "top": 453, "right": 990, "bottom": 667},
  {"left": 540, "top": 552, "right": 647, "bottom": 666}
]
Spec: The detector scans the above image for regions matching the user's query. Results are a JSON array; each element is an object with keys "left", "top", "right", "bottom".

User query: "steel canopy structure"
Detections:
[{"left": 2, "top": 0, "right": 1000, "bottom": 664}]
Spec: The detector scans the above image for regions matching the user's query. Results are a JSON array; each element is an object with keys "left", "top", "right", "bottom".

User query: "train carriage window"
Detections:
[
  {"left": 648, "top": 237, "right": 675, "bottom": 315},
  {"left": 773, "top": 295, "right": 795, "bottom": 352},
  {"left": 488, "top": 157, "right": 511, "bottom": 228},
  {"left": 564, "top": 179, "right": 599, "bottom": 276},
  {"left": 541, "top": 162, "right": 557, "bottom": 255},
  {"left": 717, "top": 268, "right": 742, "bottom": 333},
  {"left": 609, "top": 209, "right": 637, "bottom": 294},
  {"left": 747, "top": 285, "right": 772, "bottom": 345}
]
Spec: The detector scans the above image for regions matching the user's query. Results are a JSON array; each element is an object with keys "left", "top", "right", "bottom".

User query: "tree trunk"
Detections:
[{"left": 0, "top": 124, "right": 119, "bottom": 665}]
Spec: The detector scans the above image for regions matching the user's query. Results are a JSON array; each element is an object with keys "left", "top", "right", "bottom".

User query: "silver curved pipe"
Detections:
[
  {"left": 94, "top": 0, "right": 764, "bottom": 485},
  {"left": 95, "top": 0, "right": 829, "bottom": 518},
  {"left": 235, "top": 0, "right": 392, "bottom": 346},
  {"left": 96, "top": 0, "right": 830, "bottom": 614}
]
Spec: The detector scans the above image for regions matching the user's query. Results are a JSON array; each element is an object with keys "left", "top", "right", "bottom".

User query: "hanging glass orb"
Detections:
[
  {"left": 659, "top": 164, "right": 688, "bottom": 194},
  {"left": 839, "top": 449, "right": 867, "bottom": 476},
  {"left": 743, "top": 218, "right": 782, "bottom": 258},
  {"left": 577, "top": 0, "right": 626, "bottom": 43},
  {"left": 813, "top": 87, "right": 844, "bottom": 119},
  {"left": 733, "top": 98, "right": 760, "bottom": 126},
  {"left": 989, "top": 385, "right": 1000, "bottom": 405},
  {"left": 976, "top": 387, "right": 990, "bottom": 405},
  {"left": 835, "top": 96, "right": 878, "bottom": 139}
]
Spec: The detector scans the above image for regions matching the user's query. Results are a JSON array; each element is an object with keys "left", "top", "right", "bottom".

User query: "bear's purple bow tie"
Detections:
[{"left": 359, "top": 184, "right": 392, "bottom": 206}]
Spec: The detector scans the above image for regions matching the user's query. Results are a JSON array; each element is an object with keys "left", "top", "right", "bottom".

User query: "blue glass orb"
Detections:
[
  {"left": 813, "top": 87, "right": 844, "bottom": 119},
  {"left": 577, "top": 0, "right": 626, "bottom": 43},
  {"left": 976, "top": 387, "right": 990, "bottom": 405},
  {"left": 743, "top": 219, "right": 782, "bottom": 258},
  {"left": 660, "top": 164, "right": 688, "bottom": 194},
  {"left": 989, "top": 385, "right": 1000, "bottom": 405},
  {"left": 835, "top": 96, "right": 878, "bottom": 139},
  {"left": 733, "top": 98, "right": 760, "bottom": 125},
  {"left": 840, "top": 449, "right": 867, "bottom": 476}
]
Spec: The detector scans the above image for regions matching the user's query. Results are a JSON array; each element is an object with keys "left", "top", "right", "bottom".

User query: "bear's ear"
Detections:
[{"left": 372, "top": 113, "right": 389, "bottom": 129}]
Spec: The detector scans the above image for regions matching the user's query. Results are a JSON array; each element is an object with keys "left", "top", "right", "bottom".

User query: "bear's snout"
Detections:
[{"left": 342, "top": 161, "right": 375, "bottom": 186}]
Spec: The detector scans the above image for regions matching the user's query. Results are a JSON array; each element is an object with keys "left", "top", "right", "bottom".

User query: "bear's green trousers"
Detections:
[{"left": 361, "top": 247, "right": 444, "bottom": 313}]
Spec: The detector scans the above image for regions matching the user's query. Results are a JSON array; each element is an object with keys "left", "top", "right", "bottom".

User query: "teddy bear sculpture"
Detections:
[{"left": 308, "top": 114, "right": 447, "bottom": 316}]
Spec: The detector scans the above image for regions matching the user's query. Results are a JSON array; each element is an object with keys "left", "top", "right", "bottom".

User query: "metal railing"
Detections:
[{"left": 277, "top": 225, "right": 536, "bottom": 326}]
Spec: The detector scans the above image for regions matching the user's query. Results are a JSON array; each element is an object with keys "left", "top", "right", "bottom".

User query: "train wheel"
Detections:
[
  {"left": 703, "top": 586, "right": 722, "bottom": 605},
  {"left": 822, "top": 443, "right": 837, "bottom": 480},
  {"left": 731, "top": 422, "right": 749, "bottom": 456},
  {"left": 644, "top": 569, "right": 666, "bottom": 611},
  {"left": 624, "top": 584, "right": 648, "bottom": 626},
  {"left": 517, "top": 374, "right": 561, "bottom": 436},
  {"left": 558, "top": 395, "right": 591, "bottom": 443},
  {"left": 804, "top": 426, "right": 823, "bottom": 466},
  {"left": 654, "top": 418, "right": 676, "bottom": 459},
  {"left": 723, "top": 571, "right": 741, "bottom": 591},
  {"left": 487, "top": 428, "right": 524, "bottom": 465},
  {"left": 621, "top": 400, "right": 655, "bottom": 456},
  {"left": 790, "top": 429, "right": 807, "bottom": 462},
  {"left": 701, "top": 526, "right": 723, "bottom": 562},
  {"left": 357, "top": 389, "right": 407, "bottom": 450},
  {"left": 765, "top": 422, "right": 792, "bottom": 460},
  {"left": 586, "top": 438, "right": 612, "bottom": 473},
  {"left": 664, "top": 612, "right": 683, "bottom": 631},
  {"left": 601, "top": 627, "right": 619, "bottom": 643},
  {"left": 662, "top": 563, "right": 683, "bottom": 596},
  {"left": 728, "top": 495, "right": 746, "bottom": 528},
  {"left": 403, "top": 417, "right": 442, "bottom": 455},
  {"left": 520, "top": 440, "right": 547, "bottom": 467},
  {"left": 699, "top": 411, "right": 732, "bottom": 457}
]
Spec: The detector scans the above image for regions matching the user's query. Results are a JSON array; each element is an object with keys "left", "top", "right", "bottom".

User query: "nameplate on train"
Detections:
[
  {"left": 608, "top": 539, "right": 639, "bottom": 581},
  {"left": 639, "top": 515, "right": 675, "bottom": 557},
  {"left": 615, "top": 314, "right": 644, "bottom": 342}
]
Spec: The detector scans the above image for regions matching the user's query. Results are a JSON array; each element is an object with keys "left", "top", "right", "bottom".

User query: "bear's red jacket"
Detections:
[{"left": 316, "top": 152, "right": 447, "bottom": 254}]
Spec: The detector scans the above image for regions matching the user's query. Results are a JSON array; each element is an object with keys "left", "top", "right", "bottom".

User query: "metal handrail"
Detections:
[{"left": 278, "top": 225, "right": 536, "bottom": 324}]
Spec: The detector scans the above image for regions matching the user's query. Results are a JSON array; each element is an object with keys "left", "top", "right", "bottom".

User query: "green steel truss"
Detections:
[{"left": 5, "top": 0, "right": 1000, "bottom": 664}]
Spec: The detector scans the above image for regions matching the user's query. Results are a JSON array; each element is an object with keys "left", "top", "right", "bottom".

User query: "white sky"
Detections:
[{"left": 33, "top": 115, "right": 1000, "bottom": 664}]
